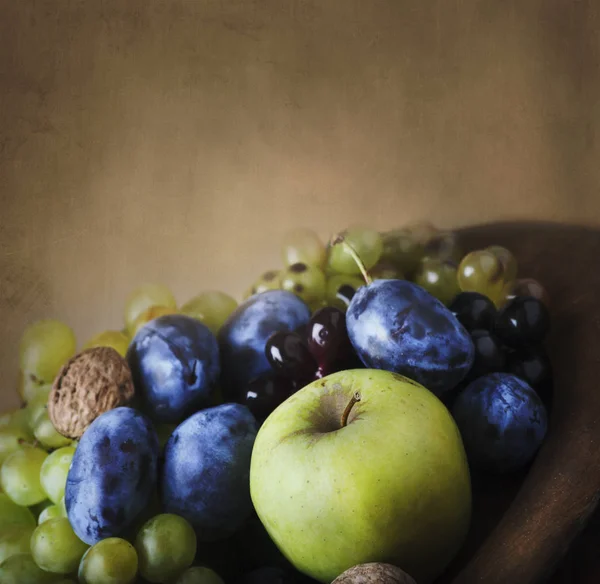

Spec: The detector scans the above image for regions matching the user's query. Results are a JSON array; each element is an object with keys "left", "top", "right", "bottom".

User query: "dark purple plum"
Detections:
[
  {"left": 346, "top": 279, "right": 475, "bottom": 396},
  {"left": 451, "top": 373, "right": 548, "bottom": 473},
  {"left": 127, "top": 314, "right": 220, "bottom": 423},
  {"left": 218, "top": 291, "right": 311, "bottom": 400},
  {"left": 65, "top": 407, "right": 159, "bottom": 545},
  {"left": 161, "top": 403, "right": 258, "bottom": 541}
]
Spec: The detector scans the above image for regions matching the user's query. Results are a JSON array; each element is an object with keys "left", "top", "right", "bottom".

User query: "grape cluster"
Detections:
[{"left": 236, "top": 306, "right": 361, "bottom": 423}]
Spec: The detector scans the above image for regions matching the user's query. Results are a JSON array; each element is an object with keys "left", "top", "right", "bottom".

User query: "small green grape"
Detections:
[
  {"left": 156, "top": 424, "right": 177, "bottom": 451},
  {"left": 415, "top": 258, "right": 461, "bottom": 306},
  {"left": 33, "top": 411, "right": 71, "bottom": 450},
  {"left": 26, "top": 387, "right": 51, "bottom": 431},
  {"left": 0, "top": 493, "right": 36, "bottom": 528},
  {"left": 82, "top": 331, "right": 130, "bottom": 358},
  {"left": 78, "top": 537, "right": 138, "bottom": 584},
  {"left": 379, "top": 228, "right": 425, "bottom": 276},
  {"left": 405, "top": 221, "right": 440, "bottom": 244},
  {"left": 180, "top": 291, "right": 238, "bottom": 335},
  {"left": 57, "top": 496, "right": 67, "bottom": 517},
  {"left": 486, "top": 245, "right": 518, "bottom": 283},
  {"left": 0, "top": 524, "right": 35, "bottom": 563},
  {"left": 502, "top": 277, "right": 549, "bottom": 308},
  {"left": 30, "top": 517, "right": 89, "bottom": 574},
  {"left": 327, "top": 227, "right": 383, "bottom": 275},
  {"left": 457, "top": 249, "right": 507, "bottom": 306},
  {"left": 370, "top": 262, "right": 405, "bottom": 281},
  {"left": 135, "top": 514, "right": 196, "bottom": 583},
  {"left": 423, "top": 231, "right": 463, "bottom": 263},
  {"left": 280, "top": 263, "right": 326, "bottom": 305},
  {"left": 282, "top": 228, "right": 326, "bottom": 269},
  {"left": 0, "top": 553, "right": 60, "bottom": 584},
  {"left": 0, "top": 409, "right": 32, "bottom": 438},
  {"left": 19, "top": 320, "right": 76, "bottom": 388},
  {"left": 0, "top": 445, "right": 48, "bottom": 506},
  {"left": 0, "top": 427, "right": 32, "bottom": 465},
  {"left": 29, "top": 499, "right": 52, "bottom": 520},
  {"left": 175, "top": 566, "right": 226, "bottom": 584},
  {"left": 124, "top": 284, "right": 177, "bottom": 336},
  {"left": 40, "top": 447, "right": 75, "bottom": 504},
  {"left": 245, "top": 270, "right": 281, "bottom": 298},
  {"left": 38, "top": 504, "right": 62, "bottom": 524}
]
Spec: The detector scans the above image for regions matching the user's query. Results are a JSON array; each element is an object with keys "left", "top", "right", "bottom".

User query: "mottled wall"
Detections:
[{"left": 1, "top": 1, "right": 599, "bottom": 408}]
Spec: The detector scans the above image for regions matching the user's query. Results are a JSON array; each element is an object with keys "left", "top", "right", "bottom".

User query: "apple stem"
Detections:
[
  {"left": 341, "top": 391, "right": 362, "bottom": 428},
  {"left": 330, "top": 234, "right": 372, "bottom": 285}
]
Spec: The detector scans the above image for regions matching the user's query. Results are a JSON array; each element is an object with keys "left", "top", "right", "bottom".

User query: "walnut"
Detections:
[
  {"left": 332, "top": 563, "right": 417, "bottom": 584},
  {"left": 48, "top": 347, "right": 135, "bottom": 439}
]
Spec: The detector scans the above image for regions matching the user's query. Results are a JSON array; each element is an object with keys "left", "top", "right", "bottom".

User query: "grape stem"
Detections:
[
  {"left": 330, "top": 234, "right": 373, "bottom": 285},
  {"left": 341, "top": 391, "right": 361, "bottom": 428}
]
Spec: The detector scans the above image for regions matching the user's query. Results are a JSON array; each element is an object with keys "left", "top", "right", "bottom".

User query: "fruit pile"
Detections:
[{"left": 0, "top": 223, "right": 552, "bottom": 584}]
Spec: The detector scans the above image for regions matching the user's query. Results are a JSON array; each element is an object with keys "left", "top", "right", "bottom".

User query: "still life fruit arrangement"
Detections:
[{"left": 0, "top": 224, "right": 553, "bottom": 584}]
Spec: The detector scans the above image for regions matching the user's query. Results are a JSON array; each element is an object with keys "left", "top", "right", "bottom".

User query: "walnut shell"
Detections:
[
  {"left": 48, "top": 347, "right": 135, "bottom": 438},
  {"left": 332, "top": 563, "right": 417, "bottom": 584}
]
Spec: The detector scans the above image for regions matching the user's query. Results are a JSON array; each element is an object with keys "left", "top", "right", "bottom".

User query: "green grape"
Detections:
[
  {"left": 503, "top": 277, "right": 550, "bottom": 308},
  {"left": 0, "top": 408, "right": 32, "bottom": 438},
  {"left": 175, "top": 566, "right": 226, "bottom": 584},
  {"left": 0, "top": 427, "right": 32, "bottom": 465},
  {"left": 0, "top": 524, "right": 35, "bottom": 563},
  {"left": 0, "top": 493, "right": 36, "bottom": 528},
  {"left": 29, "top": 499, "right": 52, "bottom": 520},
  {"left": 124, "top": 283, "right": 177, "bottom": 336},
  {"left": 19, "top": 320, "right": 76, "bottom": 388},
  {"left": 40, "top": 447, "right": 75, "bottom": 504},
  {"left": 379, "top": 228, "right": 425, "bottom": 277},
  {"left": 57, "top": 496, "right": 67, "bottom": 517},
  {"left": 245, "top": 270, "right": 281, "bottom": 298},
  {"left": 423, "top": 231, "right": 463, "bottom": 263},
  {"left": 457, "top": 249, "right": 508, "bottom": 306},
  {"left": 370, "top": 262, "right": 405, "bottom": 281},
  {"left": 405, "top": 220, "right": 440, "bottom": 245},
  {"left": 78, "top": 537, "right": 138, "bottom": 584},
  {"left": 38, "top": 504, "right": 62, "bottom": 524},
  {"left": 33, "top": 411, "right": 71, "bottom": 450},
  {"left": 486, "top": 245, "right": 518, "bottom": 283},
  {"left": 282, "top": 228, "right": 326, "bottom": 269},
  {"left": 0, "top": 553, "right": 61, "bottom": 584},
  {"left": 135, "top": 514, "right": 196, "bottom": 583},
  {"left": 325, "top": 274, "right": 365, "bottom": 311},
  {"left": 280, "top": 263, "right": 326, "bottom": 305},
  {"left": 30, "top": 517, "right": 89, "bottom": 574},
  {"left": 0, "top": 445, "right": 48, "bottom": 506},
  {"left": 415, "top": 258, "right": 461, "bottom": 306},
  {"left": 156, "top": 424, "right": 177, "bottom": 450},
  {"left": 26, "top": 387, "right": 51, "bottom": 430},
  {"left": 82, "top": 330, "right": 130, "bottom": 358},
  {"left": 180, "top": 291, "right": 238, "bottom": 335},
  {"left": 327, "top": 227, "right": 383, "bottom": 275}
]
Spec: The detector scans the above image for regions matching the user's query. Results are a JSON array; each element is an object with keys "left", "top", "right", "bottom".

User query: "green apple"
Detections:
[{"left": 250, "top": 369, "right": 471, "bottom": 584}]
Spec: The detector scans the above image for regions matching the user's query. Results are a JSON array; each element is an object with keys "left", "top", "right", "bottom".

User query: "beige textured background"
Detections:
[{"left": 1, "top": 1, "right": 599, "bottom": 409}]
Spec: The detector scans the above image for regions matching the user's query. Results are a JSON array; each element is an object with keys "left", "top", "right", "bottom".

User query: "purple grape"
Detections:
[
  {"left": 238, "top": 373, "right": 297, "bottom": 421},
  {"left": 306, "top": 307, "right": 354, "bottom": 376},
  {"left": 265, "top": 331, "right": 317, "bottom": 384}
]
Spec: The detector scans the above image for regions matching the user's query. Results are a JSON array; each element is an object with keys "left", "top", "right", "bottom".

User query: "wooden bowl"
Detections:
[{"left": 435, "top": 221, "right": 600, "bottom": 584}]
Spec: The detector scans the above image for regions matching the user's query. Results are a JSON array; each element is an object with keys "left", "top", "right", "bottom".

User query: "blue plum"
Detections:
[
  {"left": 65, "top": 407, "right": 159, "bottom": 545},
  {"left": 161, "top": 403, "right": 258, "bottom": 541},
  {"left": 127, "top": 314, "right": 220, "bottom": 423},
  {"left": 346, "top": 279, "right": 474, "bottom": 396},
  {"left": 218, "top": 290, "right": 310, "bottom": 399},
  {"left": 451, "top": 373, "right": 548, "bottom": 473}
]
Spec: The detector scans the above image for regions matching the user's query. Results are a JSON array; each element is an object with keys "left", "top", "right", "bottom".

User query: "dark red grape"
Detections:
[
  {"left": 265, "top": 331, "right": 317, "bottom": 383},
  {"left": 306, "top": 306, "right": 356, "bottom": 376},
  {"left": 449, "top": 291, "right": 497, "bottom": 331},
  {"left": 468, "top": 329, "right": 507, "bottom": 379},
  {"left": 494, "top": 296, "right": 550, "bottom": 348},
  {"left": 506, "top": 345, "right": 553, "bottom": 403},
  {"left": 239, "top": 373, "right": 297, "bottom": 421}
]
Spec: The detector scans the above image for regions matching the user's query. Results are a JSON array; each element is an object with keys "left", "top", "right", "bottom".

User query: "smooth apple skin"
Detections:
[{"left": 250, "top": 369, "right": 472, "bottom": 584}]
